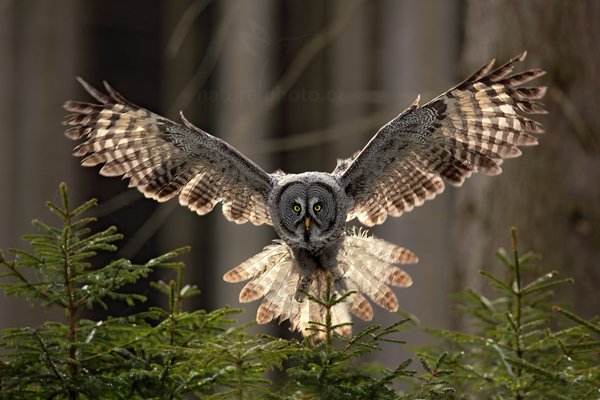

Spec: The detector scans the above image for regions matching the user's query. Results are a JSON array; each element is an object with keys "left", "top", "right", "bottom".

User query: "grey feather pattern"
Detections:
[
  {"left": 338, "top": 51, "right": 546, "bottom": 226},
  {"left": 63, "top": 78, "right": 274, "bottom": 226}
]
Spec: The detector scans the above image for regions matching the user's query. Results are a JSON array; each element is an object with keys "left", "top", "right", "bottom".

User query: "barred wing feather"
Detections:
[
  {"left": 338, "top": 51, "right": 546, "bottom": 226},
  {"left": 63, "top": 78, "right": 274, "bottom": 226}
]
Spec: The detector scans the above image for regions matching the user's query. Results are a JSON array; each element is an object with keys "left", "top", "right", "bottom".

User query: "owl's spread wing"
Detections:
[
  {"left": 336, "top": 51, "right": 546, "bottom": 226},
  {"left": 63, "top": 79, "right": 274, "bottom": 225}
]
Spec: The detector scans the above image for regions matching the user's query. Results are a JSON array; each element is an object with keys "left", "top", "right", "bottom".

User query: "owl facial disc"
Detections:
[{"left": 269, "top": 172, "right": 348, "bottom": 252}]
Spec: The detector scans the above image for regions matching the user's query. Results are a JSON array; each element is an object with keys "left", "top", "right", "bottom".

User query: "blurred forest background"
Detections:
[{"left": 1, "top": 0, "right": 599, "bottom": 369}]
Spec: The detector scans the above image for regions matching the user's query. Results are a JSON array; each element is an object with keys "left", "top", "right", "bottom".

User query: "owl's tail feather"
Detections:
[
  {"left": 223, "top": 241, "right": 288, "bottom": 283},
  {"left": 225, "top": 244, "right": 354, "bottom": 339},
  {"left": 335, "top": 254, "right": 399, "bottom": 313},
  {"left": 343, "top": 291, "right": 374, "bottom": 322},
  {"left": 223, "top": 232, "right": 416, "bottom": 340},
  {"left": 287, "top": 269, "right": 353, "bottom": 340},
  {"left": 256, "top": 260, "right": 299, "bottom": 324},
  {"left": 238, "top": 257, "right": 291, "bottom": 303},
  {"left": 256, "top": 264, "right": 352, "bottom": 340},
  {"left": 332, "top": 231, "right": 415, "bottom": 314},
  {"left": 345, "top": 227, "right": 418, "bottom": 265}
]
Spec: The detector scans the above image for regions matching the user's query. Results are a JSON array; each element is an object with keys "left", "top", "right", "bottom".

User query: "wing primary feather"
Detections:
[
  {"left": 76, "top": 77, "right": 111, "bottom": 104},
  {"left": 102, "top": 81, "right": 133, "bottom": 106},
  {"left": 479, "top": 51, "right": 527, "bottom": 84},
  {"left": 457, "top": 58, "right": 496, "bottom": 88}
]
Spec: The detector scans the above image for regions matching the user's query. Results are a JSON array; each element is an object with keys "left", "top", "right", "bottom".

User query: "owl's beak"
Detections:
[{"left": 304, "top": 217, "right": 312, "bottom": 231}]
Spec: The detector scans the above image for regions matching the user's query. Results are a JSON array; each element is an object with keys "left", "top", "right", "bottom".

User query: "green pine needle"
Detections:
[{"left": 2, "top": 187, "right": 597, "bottom": 399}]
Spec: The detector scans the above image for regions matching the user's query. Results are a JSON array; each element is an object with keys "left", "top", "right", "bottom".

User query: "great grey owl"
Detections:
[{"left": 63, "top": 52, "right": 546, "bottom": 339}]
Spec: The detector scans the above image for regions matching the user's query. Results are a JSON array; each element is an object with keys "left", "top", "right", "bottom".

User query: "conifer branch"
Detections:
[
  {"left": 2, "top": 185, "right": 597, "bottom": 398},
  {"left": 418, "top": 227, "right": 599, "bottom": 398}
]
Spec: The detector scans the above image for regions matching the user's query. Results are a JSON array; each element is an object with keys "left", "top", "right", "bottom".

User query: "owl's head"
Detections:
[{"left": 270, "top": 172, "right": 347, "bottom": 251}]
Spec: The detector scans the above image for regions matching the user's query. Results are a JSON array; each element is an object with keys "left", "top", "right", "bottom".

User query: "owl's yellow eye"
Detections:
[
  {"left": 292, "top": 204, "right": 301, "bottom": 214},
  {"left": 313, "top": 203, "right": 322, "bottom": 212}
]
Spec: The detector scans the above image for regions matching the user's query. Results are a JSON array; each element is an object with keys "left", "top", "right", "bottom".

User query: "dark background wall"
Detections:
[{"left": 1, "top": 0, "right": 598, "bottom": 367}]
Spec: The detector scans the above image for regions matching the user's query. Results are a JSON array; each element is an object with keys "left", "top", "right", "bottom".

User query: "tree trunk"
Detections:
[
  {"left": 0, "top": 0, "right": 79, "bottom": 329},
  {"left": 213, "top": 0, "right": 277, "bottom": 330},
  {"left": 453, "top": 0, "right": 600, "bottom": 329},
  {"left": 370, "top": 0, "right": 461, "bottom": 367}
]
